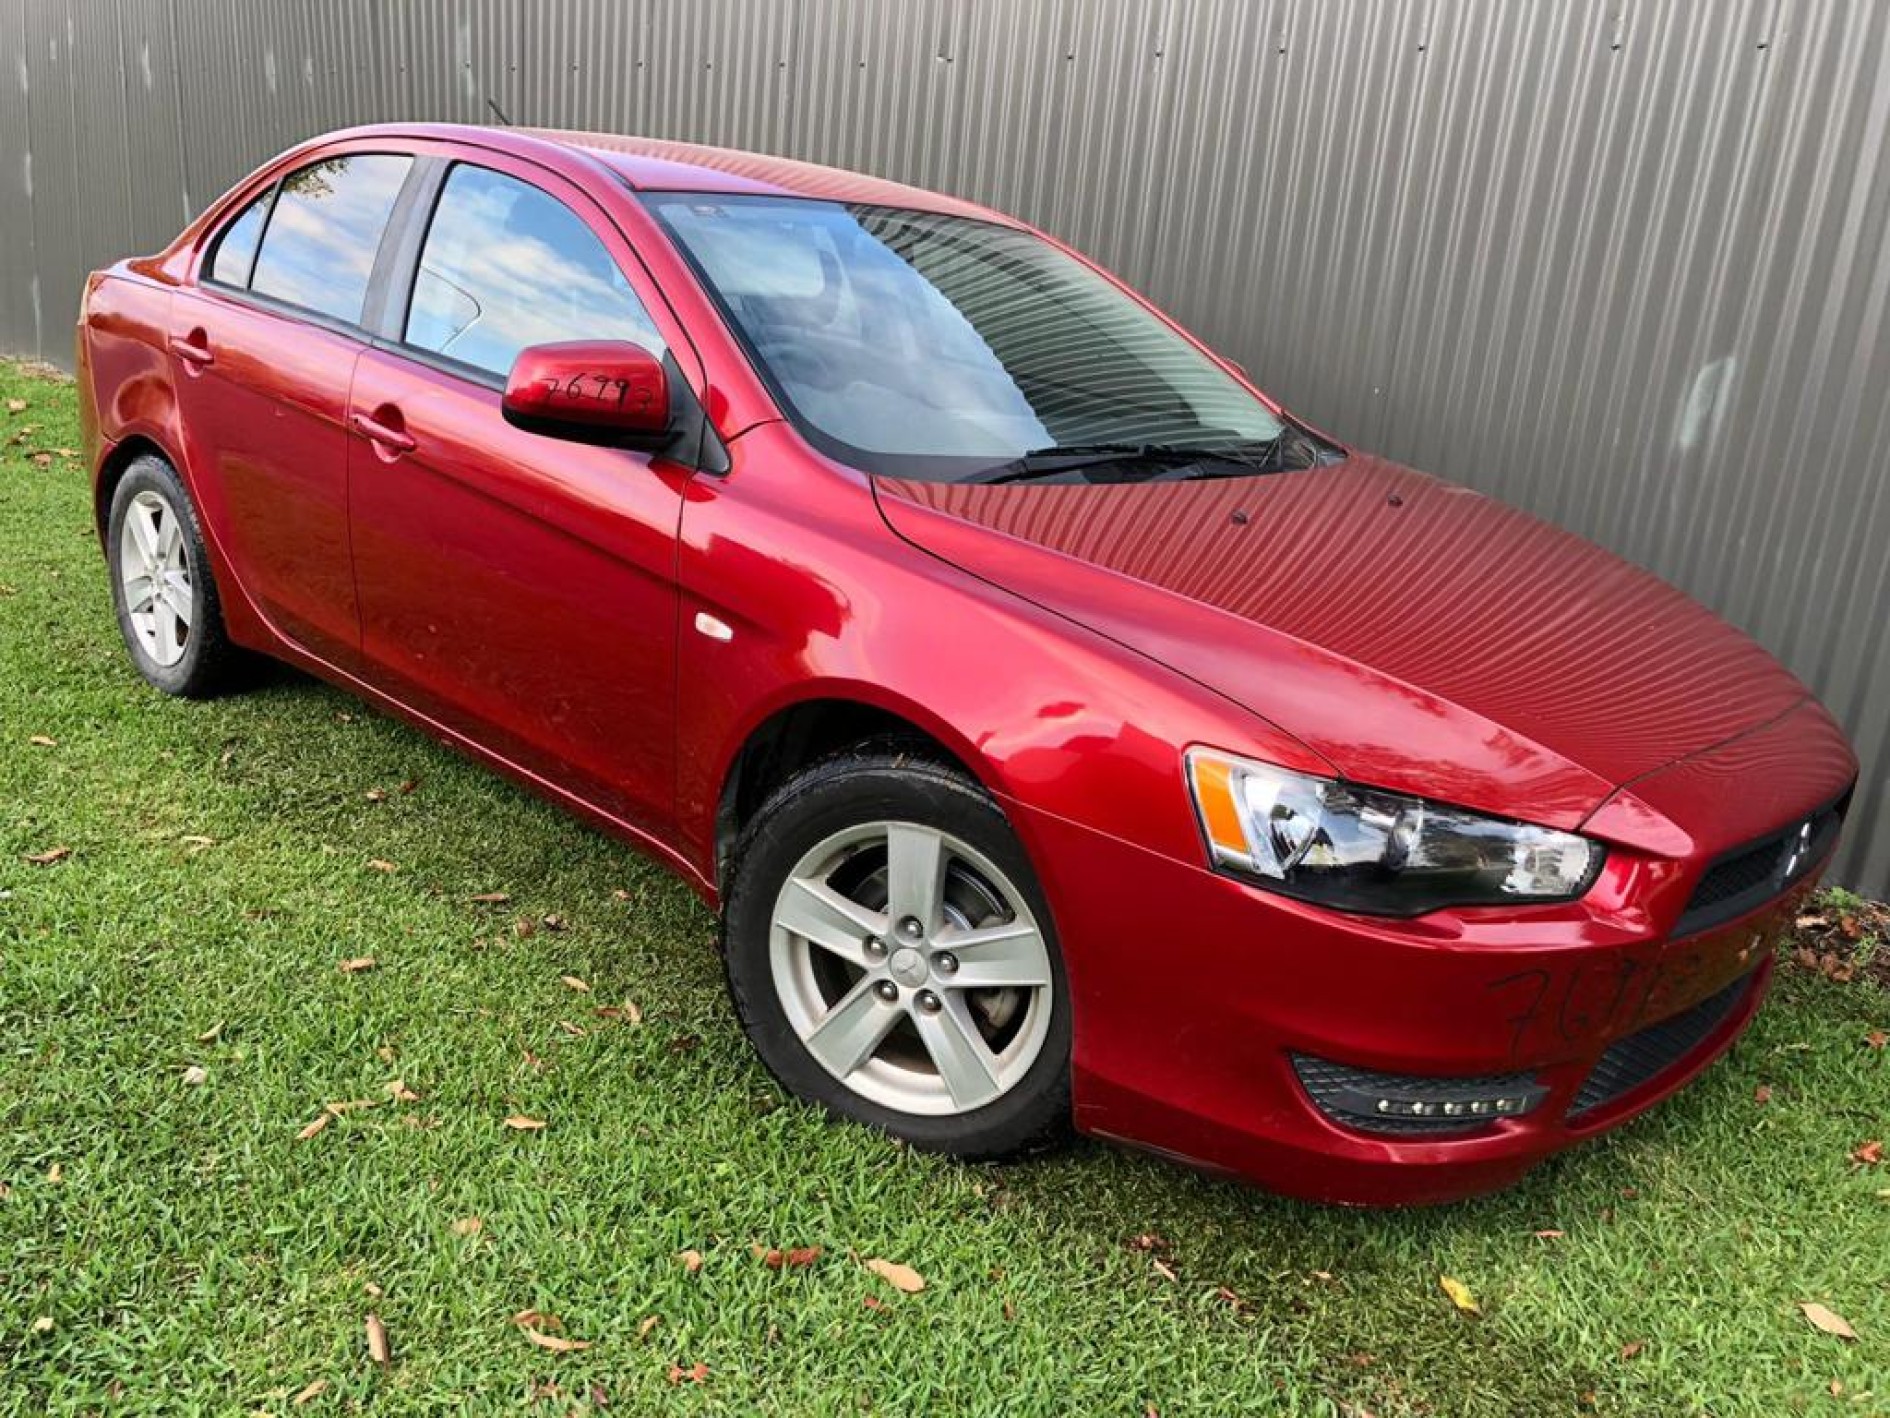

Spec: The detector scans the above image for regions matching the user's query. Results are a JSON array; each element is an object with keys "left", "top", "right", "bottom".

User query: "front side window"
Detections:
[
  {"left": 647, "top": 194, "right": 1287, "bottom": 480},
  {"left": 249, "top": 154, "right": 412, "bottom": 325},
  {"left": 405, "top": 164, "right": 664, "bottom": 378},
  {"left": 207, "top": 190, "right": 271, "bottom": 288}
]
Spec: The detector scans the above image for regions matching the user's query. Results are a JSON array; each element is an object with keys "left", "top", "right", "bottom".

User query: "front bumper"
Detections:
[{"left": 1012, "top": 800, "right": 1822, "bottom": 1207}]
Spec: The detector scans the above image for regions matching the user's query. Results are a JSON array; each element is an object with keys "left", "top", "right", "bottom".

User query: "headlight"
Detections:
[{"left": 1185, "top": 749, "right": 1602, "bottom": 916}]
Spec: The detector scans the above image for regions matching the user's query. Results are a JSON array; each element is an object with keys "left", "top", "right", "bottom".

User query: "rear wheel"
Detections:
[
  {"left": 107, "top": 455, "right": 241, "bottom": 698},
  {"left": 723, "top": 748, "right": 1071, "bottom": 1159}
]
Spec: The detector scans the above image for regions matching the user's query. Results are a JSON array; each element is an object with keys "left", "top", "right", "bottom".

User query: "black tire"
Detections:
[
  {"left": 106, "top": 454, "right": 242, "bottom": 698},
  {"left": 722, "top": 746, "right": 1072, "bottom": 1161}
]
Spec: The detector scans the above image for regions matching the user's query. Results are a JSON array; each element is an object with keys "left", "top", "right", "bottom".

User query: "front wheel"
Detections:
[{"left": 722, "top": 748, "right": 1071, "bottom": 1160}]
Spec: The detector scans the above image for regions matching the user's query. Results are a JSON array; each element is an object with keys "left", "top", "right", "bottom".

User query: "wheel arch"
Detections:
[
  {"left": 93, "top": 432, "right": 182, "bottom": 543},
  {"left": 712, "top": 690, "right": 988, "bottom": 892}
]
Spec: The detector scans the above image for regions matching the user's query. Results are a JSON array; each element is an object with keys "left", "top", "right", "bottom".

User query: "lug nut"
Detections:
[
  {"left": 934, "top": 953, "right": 959, "bottom": 975},
  {"left": 864, "top": 936, "right": 887, "bottom": 959},
  {"left": 899, "top": 916, "right": 924, "bottom": 940},
  {"left": 874, "top": 981, "right": 899, "bottom": 1002},
  {"left": 916, "top": 990, "right": 942, "bottom": 1014}
]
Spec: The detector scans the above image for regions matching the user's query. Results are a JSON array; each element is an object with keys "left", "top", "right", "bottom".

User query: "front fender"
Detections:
[{"left": 673, "top": 423, "right": 1329, "bottom": 891}]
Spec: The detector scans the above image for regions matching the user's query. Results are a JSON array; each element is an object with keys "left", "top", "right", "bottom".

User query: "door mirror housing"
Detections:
[{"left": 502, "top": 340, "right": 672, "bottom": 447}]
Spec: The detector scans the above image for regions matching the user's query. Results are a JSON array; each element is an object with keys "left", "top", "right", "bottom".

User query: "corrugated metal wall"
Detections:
[{"left": 4, "top": 0, "right": 1888, "bottom": 894}]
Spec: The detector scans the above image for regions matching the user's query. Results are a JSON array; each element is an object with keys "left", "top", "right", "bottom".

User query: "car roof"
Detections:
[{"left": 319, "top": 123, "right": 1020, "bottom": 227}]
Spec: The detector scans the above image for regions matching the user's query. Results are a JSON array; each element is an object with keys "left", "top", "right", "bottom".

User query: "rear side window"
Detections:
[
  {"left": 249, "top": 154, "right": 412, "bottom": 325},
  {"left": 207, "top": 191, "right": 270, "bottom": 287},
  {"left": 404, "top": 164, "right": 663, "bottom": 378}
]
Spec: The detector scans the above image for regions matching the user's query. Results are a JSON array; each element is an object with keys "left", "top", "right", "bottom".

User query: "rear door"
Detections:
[
  {"left": 172, "top": 151, "right": 416, "bottom": 665},
  {"left": 344, "top": 155, "right": 700, "bottom": 837}
]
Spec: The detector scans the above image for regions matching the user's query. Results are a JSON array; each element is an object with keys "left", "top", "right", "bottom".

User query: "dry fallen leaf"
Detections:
[
  {"left": 1151, "top": 1258, "right": 1178, "bottom": 1282},
  {"left": 1531, "top": 1230, "right": 1566, "bottom": 1240},
  {"left": 296, "top": 1113, "right": 332, "bottom": 1142},
  {"left": 522, "top": 1326, "right": 591, "bottom": 1353},
  {"left": 181, "top": 1065, "right": 208, "bottom": 1087},
  {"left": 1439, "top": 1276, "right": 1480, "bottom": 1315},
  {"left": 1799, "top": 1302, "right": 1858, "bottom": 1340},
  {"left": 1619, "top": 1341, "right": 1644, "bottom": 1360},
  {"left": 1868, "top": 1030, "right": 1887, "bottom": 1050},
  {"left": 865, "top": 1258, "right": 926, "bottom": 1294},
  {"left": 364, "top": 787, "right": 388, "bottom": 803},
  {"left": 560, "top": 975, "right": 590, "bottom": 993},
  {"left": 1852, "top": 1140, "right": 1883, "bottom": 1167},
  {"left": 365, "top": 1313, "right": 391, "bottom": 1368},
  {"left": 338, "top": 957, "right": 377, "bottom": 974},
  {"left": 46, "top": 1163, "right": 62, "bottom": 1185},
  {"left": 503, "top": 1115, "right": 547, "bottom": 1132},
  {"left": 667, "top": 1362, "right": 709, "bottom": 1386},
  {"left": 637, "top": 1314, "right": 661, "bottom": 1339},
  {"left": 366, "top": 859, "right": 399, "bottom": 873},
  {"left": 679, "top": 1249, "right": 704, "bottom": 1273},
  {"left": 761, "top": 1245, "right": 823, "bottom": 1270},
  {"left": 385, "top": 1079, "right": 420, "bottom": 1103},
  {"left": 469, "top": 891, "right": 511, "bottom": 904},
  {"left": 541, "top": 914, "right": 567, "bottom": 932},
  {"left": 24, "top": 846, "right": 71, "bottom": 866},
  {"left": 451, "top": 1215, "right": 483, "bottom": 1237},
  {"left": 555, "top": 1020, "right": 587, "bottom": 1038},
  {"left": 27, "top": 734, "right": 56, "bottom": 747},
  {"left": 31, "top": 1315, "right": 52, "bottom": 1333},
  {"left": 292, "top": 1379, "right": 328, "bottom": 1405},
  {"left": 5, "top": 398, "right": 27, "bottom": 413},
  {"left": 196, "top": 1021, "right": 224, "bottom": 1044},
  {"left": 595, "top": 1000, "right": 643, "bottom": 1025},
  {"left": 1754, "top": 1084, "right": 1773, "bottom": 1106}
]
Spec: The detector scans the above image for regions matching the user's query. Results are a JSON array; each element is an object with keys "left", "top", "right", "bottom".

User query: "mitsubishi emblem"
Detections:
[{"left": 1779, "top": 818, "right": 1814, "bottom": 883}]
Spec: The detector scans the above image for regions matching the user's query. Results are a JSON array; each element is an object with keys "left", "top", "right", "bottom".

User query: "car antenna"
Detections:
[{"left": 485, "top": 96, "right": 513, "bottom": 126}]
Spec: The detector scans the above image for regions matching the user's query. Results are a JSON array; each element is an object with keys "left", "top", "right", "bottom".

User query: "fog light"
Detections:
[{"left": 1292, "top": 1054, "right": 1550, "bottom": 1136}]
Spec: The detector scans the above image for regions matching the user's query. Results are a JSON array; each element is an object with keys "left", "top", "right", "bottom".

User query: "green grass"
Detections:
[{"left": 2, "top": 359, "right": 1886, "bottom": 1417}]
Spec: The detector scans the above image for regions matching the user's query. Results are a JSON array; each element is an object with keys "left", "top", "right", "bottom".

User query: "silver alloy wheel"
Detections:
[
  {"left": 117, "top": 488, "right": 194, "bottom": 668},
  {"left": 770, "top": 820, "right": 1055, "bottom": 1117}
]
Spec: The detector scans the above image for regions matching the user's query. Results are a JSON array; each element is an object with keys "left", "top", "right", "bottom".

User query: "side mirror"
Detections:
[{"left": 502, "top": 340, "right": 672, "bottom": 447}]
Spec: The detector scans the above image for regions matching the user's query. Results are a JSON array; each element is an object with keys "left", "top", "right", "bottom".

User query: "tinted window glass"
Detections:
[
  {"left": 250, "top": 154, "right": 411, "bottom": 324},
  {"left": 406, "top": 164, "right": 663, "bottom": 377},
  {"left": 208, "top": 191, "right": 270, "bottom": 287},
  {"left": 650, "top": 194, "right": 1285, "bottom": 480}
]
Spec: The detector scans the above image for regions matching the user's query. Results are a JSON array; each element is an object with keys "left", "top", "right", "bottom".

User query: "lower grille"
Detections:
[
  {"left": 1292, "top": 1054, "right": 1549, "bottom": 1136},
  {"left": 1567, "top": 969, "right": 1754, "bottom": 1119}
]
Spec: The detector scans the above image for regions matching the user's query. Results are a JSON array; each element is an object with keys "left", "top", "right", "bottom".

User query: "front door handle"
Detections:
[
  {"left": 351, "top": 411, "right": 417, "bottom": 454},
  {"left": 168, "top": 333, "right": 214, "bottom": 368}
]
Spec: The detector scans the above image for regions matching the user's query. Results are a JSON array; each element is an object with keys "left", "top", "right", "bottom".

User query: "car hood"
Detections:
[{"left": 874, "top": 456, "right": 1812, "bottom": 834}]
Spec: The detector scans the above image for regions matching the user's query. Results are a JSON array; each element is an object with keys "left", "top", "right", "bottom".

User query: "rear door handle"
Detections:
[
  {"left": 351, "top": 412, "right": 416, "bottom": 454},
  {"left": 168, "top": 334, "right": 214, "bottom": 368}
]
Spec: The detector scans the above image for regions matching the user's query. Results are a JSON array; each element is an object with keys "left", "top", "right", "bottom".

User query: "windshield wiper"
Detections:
[
  {"left": 967, "top": 436, "right": 1307, "bottom": 487},
  {"left": 964, "top": 437, "right": 1292, "bottom": 485}
]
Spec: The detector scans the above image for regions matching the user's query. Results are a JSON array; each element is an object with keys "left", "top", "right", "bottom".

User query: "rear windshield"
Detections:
[{"left": 646, "top": 194, "right": 1285, "bottom": 481}]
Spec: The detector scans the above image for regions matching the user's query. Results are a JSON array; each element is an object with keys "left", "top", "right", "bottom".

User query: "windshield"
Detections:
[{"left": 645, "top": 194, "right": 1289, "bottom": 481}]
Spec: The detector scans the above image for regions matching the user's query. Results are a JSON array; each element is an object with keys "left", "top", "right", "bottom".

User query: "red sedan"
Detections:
[{"left": 76, "top": 125, "right": 1857, "bottom": 1205}]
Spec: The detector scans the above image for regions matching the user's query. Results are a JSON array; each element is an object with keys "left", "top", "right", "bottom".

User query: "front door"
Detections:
[{"left": 345, "top": 159, "right": 695, "bottom": 836}]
